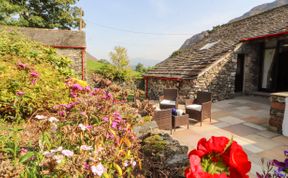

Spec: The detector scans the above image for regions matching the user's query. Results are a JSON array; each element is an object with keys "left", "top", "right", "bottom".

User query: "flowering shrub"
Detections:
[
  {"left": 0, "top": 78, "right": 142, "bottom": 177},
  {"left": 0, "top": 30, "right": 73, "bottom": 120},
  {"left": 257, "top": 150, "right": 288, "bottom": 178},
  {"left": 185, "top": 136, "right": 251, "bottom": 178}
]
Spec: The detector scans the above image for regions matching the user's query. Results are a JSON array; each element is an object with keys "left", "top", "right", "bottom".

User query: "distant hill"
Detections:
[
  {"left": 86, "top": 52, "right": 97, "bottom": 61},
  {"left": 180, "top": 0, "right": 288, "bottom": 50},
  {"left": 230, "top": 0, "right": 288, "bottom": 22}
]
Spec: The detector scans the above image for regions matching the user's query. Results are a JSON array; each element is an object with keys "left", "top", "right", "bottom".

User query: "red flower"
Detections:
[{"left": 185, "top": 136, "right": 251, "bottom": 178}]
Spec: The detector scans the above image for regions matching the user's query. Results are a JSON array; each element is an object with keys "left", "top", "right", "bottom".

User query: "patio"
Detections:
[{"left": 155, "top": 95, "right": 288, "bottom": 177}]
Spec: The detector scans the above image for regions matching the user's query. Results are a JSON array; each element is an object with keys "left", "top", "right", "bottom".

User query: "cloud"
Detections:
[{"left": 149, "top": 0, "right": 170, "bottom": 17}]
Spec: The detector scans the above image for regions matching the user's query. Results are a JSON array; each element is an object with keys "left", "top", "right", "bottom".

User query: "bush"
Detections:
[
  {"left": 0, "top": 79, "right": 142, "bottom": 177},
  {"left": 0, "top": 30, "right": 73, "bottom": 121}
]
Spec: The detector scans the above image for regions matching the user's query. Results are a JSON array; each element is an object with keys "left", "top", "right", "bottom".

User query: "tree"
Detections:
[
  {"left": 0, "top": 0, "right": 83, "bottom": 29},
  {"left": 135, "top": 63, "right": 146, "bottom": 73},
  {"left": 109, "top": 46, "right": 130, "bottom": 71}
]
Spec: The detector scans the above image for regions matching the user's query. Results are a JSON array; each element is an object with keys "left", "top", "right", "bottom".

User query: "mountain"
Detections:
[
  {"left": 230, "top": 0, "right": 288, "bottom": 22},
  {"left": 180, "top": 0, "right": 288, "bottom": 50}
]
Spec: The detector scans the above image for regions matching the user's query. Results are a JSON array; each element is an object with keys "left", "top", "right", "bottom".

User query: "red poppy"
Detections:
[{"left": 185, "top": 136, "right": 251, "bottom": 178}]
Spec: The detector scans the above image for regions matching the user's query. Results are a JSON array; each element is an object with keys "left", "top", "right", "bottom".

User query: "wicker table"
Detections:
[{"left": 172, "top": 114, "right": 189, "bottom": 132}]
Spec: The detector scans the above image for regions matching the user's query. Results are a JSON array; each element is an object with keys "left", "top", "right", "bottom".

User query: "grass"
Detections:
[{"left": 86, "top": 59, "right": 106, "bottom": 73}]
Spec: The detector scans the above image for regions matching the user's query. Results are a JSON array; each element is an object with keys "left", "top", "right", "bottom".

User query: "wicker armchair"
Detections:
[
  {"left": 185, "top": 91, "right": 212, "bottom": 126},
  {"left": 153, "top": 109, "right": 173, "bottom": 134},
  {"left": 159, "top": 89, "right": 179, "bottom": 109}
]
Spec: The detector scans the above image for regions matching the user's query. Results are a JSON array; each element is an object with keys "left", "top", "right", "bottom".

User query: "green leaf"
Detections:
[{"left": 19, "top": 152, "right": 34, "bottom": 163}]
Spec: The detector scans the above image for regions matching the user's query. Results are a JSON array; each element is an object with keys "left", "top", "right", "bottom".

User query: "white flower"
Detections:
[
  {"left": 51, "top": 123, "right": 58, "bottom": 132},
  {"left": 131, "top": 161, "right": 136, "bottom": 167},
  {"left": 123, "top": 160, "right": 129, "bottom": 167},
  {"left": 53, "top": 155, "right": 64, "bottom": 164},
  {"left": 43, "top": 151, "right": 54, "bottom": 158},
  {"left": 91, "top": 163, "right": 105, "bottom": 176},
  {"left": 78, "top": 123, "right": 86, "bottom": 131},
  {"left": 48, "top": 117, "right": 59, "bottom": 123},
  {"left": 51, "top": 146, "right": 63, "bottom": 153},
  {"left": 80, "top": 145, "right": 93, "bottom": 151},
  {"left": 35, "top": 115, "right": 47, "bottom": 120},
  {"left": 61, "top": 150, "right": 74, "bottom": 157}
]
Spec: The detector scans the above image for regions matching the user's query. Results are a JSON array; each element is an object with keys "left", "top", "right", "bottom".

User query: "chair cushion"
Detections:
[
  {"left": 176, "top": 109, "right": 184, "bottom": 116},
  {"left": 186, "top": 104, "right": 202, "bottom": 111},
  {"left": 160, "top": 99, "right": 176, "bottom": 106}
]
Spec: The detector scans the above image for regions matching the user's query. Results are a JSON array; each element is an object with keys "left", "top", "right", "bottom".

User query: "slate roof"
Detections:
[
  {"left": 0, "top": 25, "right": 86, "bottom": 47},
  {"left": 145, "top": 5, "right": 288, "bottom": 79}
]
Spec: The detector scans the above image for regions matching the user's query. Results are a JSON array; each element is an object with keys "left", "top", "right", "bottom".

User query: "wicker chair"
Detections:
[
  {"left": 153, "top": 109, "right": 173, "bottom": 134},
  {"left": 159, "top": 89, "right": 179, "bottom": 109},
  {"left": 185, "top": 91, "right": 212, "bottom": 126}
]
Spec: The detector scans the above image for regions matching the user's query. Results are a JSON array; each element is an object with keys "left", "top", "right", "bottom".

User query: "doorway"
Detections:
[
  {"left": 277, "top": 45, "right": 288, "bottom": 91},
  {"left": 235, "top": 54, "right": 245, "bottom": 92}
]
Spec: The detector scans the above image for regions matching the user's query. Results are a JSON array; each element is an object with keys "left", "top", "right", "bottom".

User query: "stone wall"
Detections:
[
  {"left": 147, "top": 52, "right": 237, "bottom": 101},
  {"left": 56, "top": 48, "right": 84, "bottom": 78},
  {"left": 269, "top": 93, "right": 287, "bottom": 133}
]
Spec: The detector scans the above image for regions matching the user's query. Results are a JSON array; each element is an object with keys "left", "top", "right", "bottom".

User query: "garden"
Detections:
[{"left": 0, "top": 30, "right": 287, "bottom": 178}]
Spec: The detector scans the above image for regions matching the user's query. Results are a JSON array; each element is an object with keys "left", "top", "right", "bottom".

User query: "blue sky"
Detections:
[{"left": 78, "top": 0, "right": 273, "bottom": 66}]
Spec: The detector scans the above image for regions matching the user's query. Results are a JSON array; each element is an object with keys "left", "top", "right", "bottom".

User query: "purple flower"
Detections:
[
  {"left": 71, "top": 84, "right": 83, "bottom": 91},
  {"left": 16, "top": 91, "right": 25, "bottom": 96},
  {"left": 83, "top": 162, "right": 90, "bottom": 170},
  {"left": 102, "top": 117, "right": 109, "bottom": 122},
  {"left": 80, "top": 145, "right": 93, "bottom": 151},
  {"left": 111, "top": 121, "right": 118, "bottom": 129},
  {"left": 61, "top": 150, "right": 74, "bottom": 157},
  {"left": 58, "top": 110, "right": 65, "bottom": 117},
  {"left": 17, "top": 62, "right": 27, "bottom": 70},
  {"left": 43, "top": 151, "right": 54, "bottom": 158},
  {"left": 20, "top": 148, "right": 28, "bottom": 156},
  {"left": 91, "top": 163, "right": 105, "bottom": 176},
  {"left": 85, "top": 86, "right": 91, "bottom": 92},
  {"left": 30, "top": 71, "right": 39, "bottom": 78},
  {"left": 284, "top": 150, "right": 288, "bottom": 157}
]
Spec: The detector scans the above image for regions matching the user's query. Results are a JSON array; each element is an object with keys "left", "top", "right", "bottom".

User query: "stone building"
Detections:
[
  {"left": 0, "top": 26, "right": 86, "bottom": 79},
  {"left": 144, "top": 5, "right": 288, "bottom": 101}
]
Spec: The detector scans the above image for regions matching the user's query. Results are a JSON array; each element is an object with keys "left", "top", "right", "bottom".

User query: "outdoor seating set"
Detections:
[{"left": 153, "top": 89, "right": 212, "bottom": 134}]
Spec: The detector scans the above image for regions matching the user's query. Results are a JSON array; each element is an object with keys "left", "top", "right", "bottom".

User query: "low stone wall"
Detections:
[{"left": 269, "top": 92, "right": 287, "bottom": 133}]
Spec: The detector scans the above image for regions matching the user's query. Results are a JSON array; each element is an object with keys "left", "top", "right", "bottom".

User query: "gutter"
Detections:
[{"left": 240, "top": 31, "right": 288, "bottom": 42}]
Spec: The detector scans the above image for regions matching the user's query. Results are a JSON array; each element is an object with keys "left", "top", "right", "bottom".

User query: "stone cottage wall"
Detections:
[
  {"left": 56, "top": 48, "right": 84, "bottom": 77},
  {"left": 147, "top": 52, "right": 237, "bottom": 101}
]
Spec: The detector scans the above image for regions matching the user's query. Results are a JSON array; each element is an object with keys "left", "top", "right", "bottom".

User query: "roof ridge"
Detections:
[{"left": 0, "top": 25, "right": 83, "bottom": 33}]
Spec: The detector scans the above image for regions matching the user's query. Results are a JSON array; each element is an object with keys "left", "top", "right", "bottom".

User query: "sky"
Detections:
[{"left": 78, "top": 0, "right": 273, "bottom": 66}]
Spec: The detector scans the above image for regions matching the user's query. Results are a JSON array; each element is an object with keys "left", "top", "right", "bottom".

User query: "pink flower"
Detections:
[
  {"left": 131, "top": 161, "right": 136, "bottom": 167},
  {"left": 43, "top": 151, "right": 54, "bottom": 158},
  {"left": 78, "top": 124, "right": 92, "bottom": 131},
  {"left": 71, "top": 84, "right": 83, "bottom": 91},
  {"left": 111, "top": 121, "right": 118, "bottom": 128},
  {"left": 48, "top": 117, "right": 59, "bottom": 123},
  {"left": 17, "top": 62, "right": 27, "bottom": 70},
  {"left": 83, "top": 162, "right": 90, "bottom": 170},
  {"left": 20, "top": 148, "right": 28, "bottom": 156},
  {"left": 102, "top": 117, "right": 109, "bottom": 122},
  {"left": 53, "top": 155, "right": 64, "bottom": 164},
  {"left": 61, "top": 150, "right": 74, "bottom": 157},
  {"left": 91, "top": 163, "right": 105, "bottom": 176},
  {"left": 30, "top": 71, "right": 39, "bottom": 78},
  {"left": 16, "top": 91, "right": 25, "bottom": 96},
  {"left": 80, "top": 145, "right": 93, "bottom": 151}
]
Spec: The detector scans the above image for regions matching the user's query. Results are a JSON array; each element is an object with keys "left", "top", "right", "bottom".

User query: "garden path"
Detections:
[{"left": 155, "top": 96, "right": 288, "bottom": 177}]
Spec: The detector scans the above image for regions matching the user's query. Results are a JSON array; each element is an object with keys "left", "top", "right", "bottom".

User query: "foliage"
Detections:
[
  {"left": 110, "top": 46, "right": 129, "bottom": 71},
  {"left": 135, "top": 63, "right": 153, "bottom": 74},
  {"left": 0, "top": 78, "right": 143, "bottom": 177},
  {"left": 0, "top": 30, "right": 73, "bottom": 121},
  {"left": 87, "top": 47, "right": 147, "bottom": 83},
  {"left": 0, "top": 0, "right": 83, "bottom": 29},
  {"left": 185, "top": 136, "right": 251, "bottom": 178}
]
